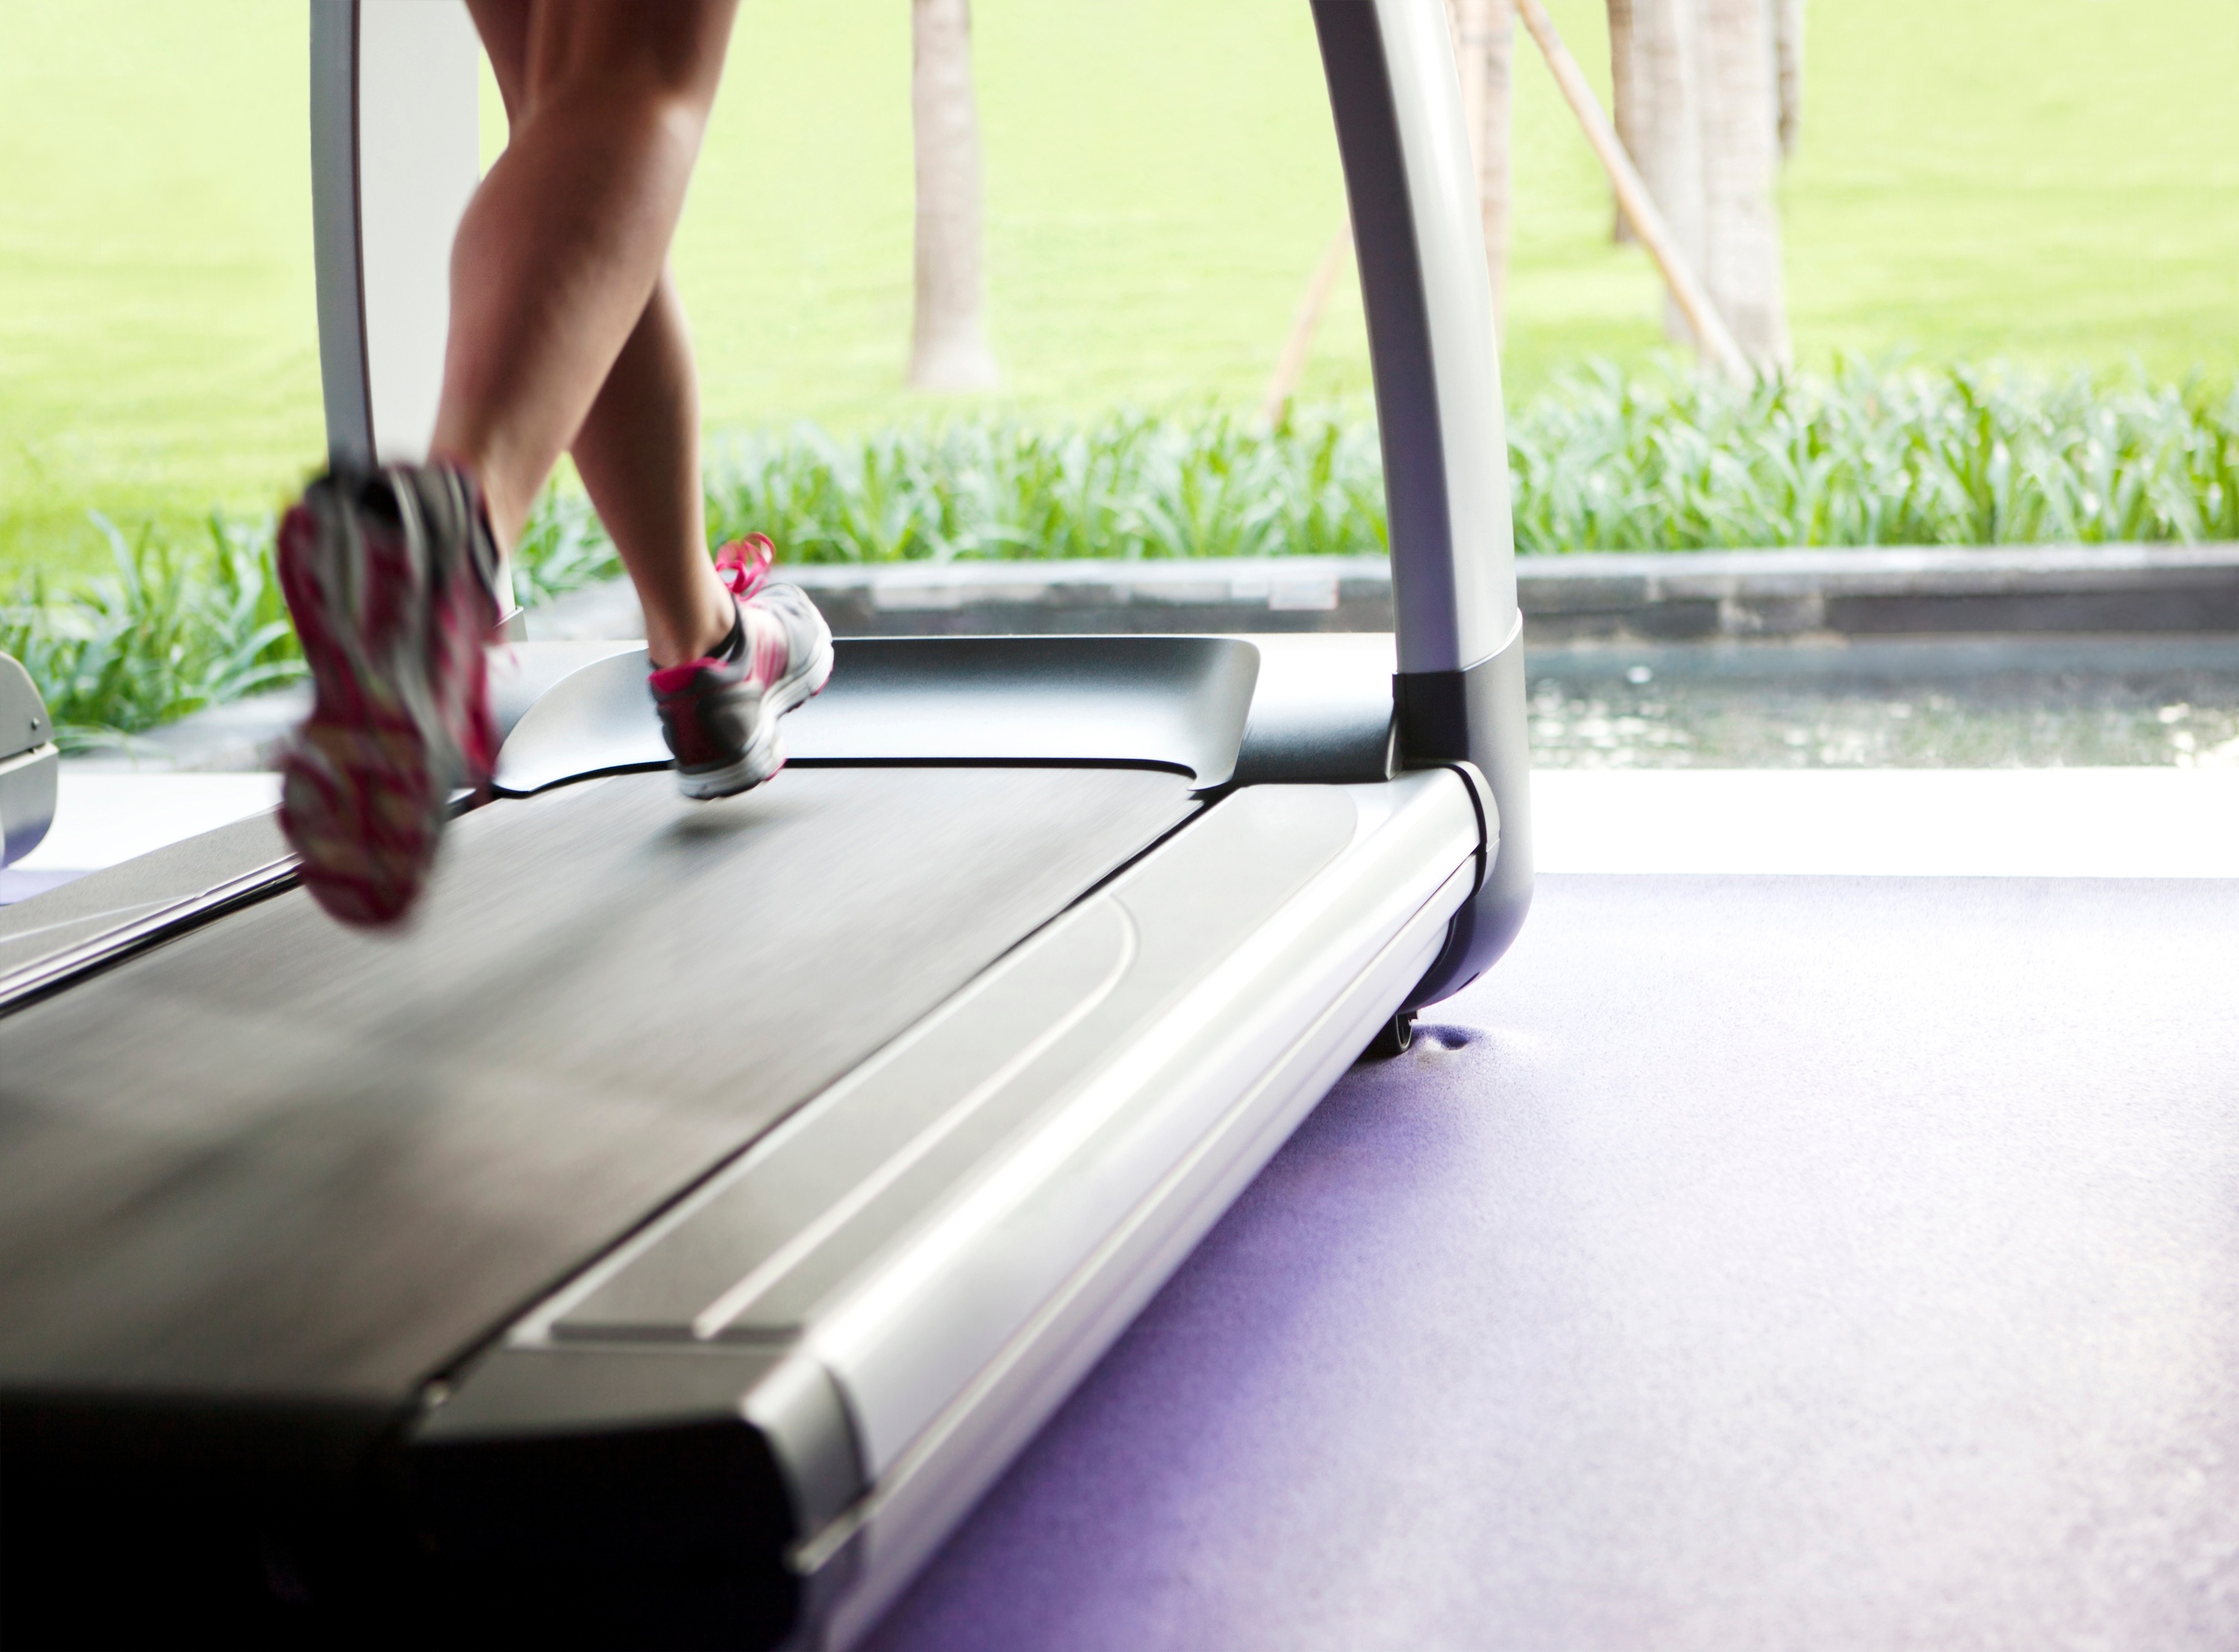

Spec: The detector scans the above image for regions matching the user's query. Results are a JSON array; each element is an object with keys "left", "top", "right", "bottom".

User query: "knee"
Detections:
[
  {"left": 525, "top": 59, "right": 718, "bottom": 157},
  {"left": 525, "top": 10, "right": 730, "bottom": 137}
]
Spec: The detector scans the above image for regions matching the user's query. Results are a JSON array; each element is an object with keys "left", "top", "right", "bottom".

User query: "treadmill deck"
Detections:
[{"left": 0, "top": 766, "right": 1194, "bottom": 1405}]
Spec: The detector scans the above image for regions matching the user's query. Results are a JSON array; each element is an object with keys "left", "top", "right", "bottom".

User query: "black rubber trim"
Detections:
[{"left": 1394, "top": 628, "right": 1534, "bottom": 1007}]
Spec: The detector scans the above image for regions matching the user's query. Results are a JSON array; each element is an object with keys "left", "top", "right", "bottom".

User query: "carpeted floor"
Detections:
[{"left": 868, "top": 873, "right": 2239, "bottom": 1652}]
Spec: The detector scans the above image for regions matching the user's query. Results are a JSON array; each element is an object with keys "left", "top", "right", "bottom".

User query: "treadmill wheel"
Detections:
[{"left": 1364, "top": 1010, "right": 1415, "bottom": 1060}]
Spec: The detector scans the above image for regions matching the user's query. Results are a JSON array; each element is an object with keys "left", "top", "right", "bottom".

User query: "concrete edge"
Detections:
[
  {"left": 78, "top": 545, "right": 2239, "bottom": 773},
  {"left": 531, "top": 542, "right": 2239, "bottom": 645}
]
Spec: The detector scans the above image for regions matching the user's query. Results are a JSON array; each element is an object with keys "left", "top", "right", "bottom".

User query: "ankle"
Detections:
[{"left": 646, "top": 607, "right": 739, "bottom": 672}]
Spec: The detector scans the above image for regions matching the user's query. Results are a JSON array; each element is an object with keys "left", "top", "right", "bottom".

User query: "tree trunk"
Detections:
[
  {"left": 1607, "top": 0, "right": 1644, "bottom": 242},
  {"left": 908, "top": 0, "right": 998, "bottom": 392},
  {"left": 1447, "top": 0, "right": 1517, "bottom": 330},
  {"left": 1696, "top": 0, "right": 1789, "bottom": 365},
  {"left": 1773, "top": 0, "right": 1804, "bottom": 160},
  {"left": 1449, "top": 0, "right": 1487, "bottom": 143},
  {"left": 1258, "top": 223, "right": 1353, "bottom": 430},
  {"left": 1476, "top": 0, "right": 1517, "bottom": 328},
  {"left": 1517, "top": 0, "right": 1748, "bottom": 379},
  {"left": 1635, "top": 0, "right": 1706, "bottom": 347}
]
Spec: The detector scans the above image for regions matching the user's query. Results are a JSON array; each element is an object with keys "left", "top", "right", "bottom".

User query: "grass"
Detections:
[
  {"left": 13, "top": 358, "right": 2233, "bottom": 743},
  {"left": 3, "top": 0, "right": 2235, "bottom": 583}
]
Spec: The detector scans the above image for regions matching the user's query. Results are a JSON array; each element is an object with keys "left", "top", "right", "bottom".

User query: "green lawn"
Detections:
[{"left": 3, "top": 0, "right": 2234, "bottom": 581}]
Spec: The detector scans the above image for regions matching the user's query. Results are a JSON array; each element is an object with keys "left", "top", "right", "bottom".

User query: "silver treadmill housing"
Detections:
[
  {"left": 0, "top": 5, "right": 1528, "bottom": 1642},
  {"left": 0, "top": 651, "right": 59, "bottom": 870},
  {"left": 411, "top": 769, "right": 1485, "bottom": 1642}
]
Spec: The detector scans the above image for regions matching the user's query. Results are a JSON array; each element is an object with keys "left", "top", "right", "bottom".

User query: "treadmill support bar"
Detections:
[{"left": 1314, "top": 0, "right": 1537, "bottom": 1001}]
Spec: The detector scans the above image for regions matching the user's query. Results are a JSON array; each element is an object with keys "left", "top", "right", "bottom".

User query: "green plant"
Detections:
[
  {"left": 695, "top": 408, "right": 1387, "bottom": 566},
  {"left": 506, "top": 487, "right": 620, "bottom": 608},
  {"left": 2, "top": 513, "right": 302, "bottom": 751},
  {"left": 12, "top": 360, "right": 2235, "bottom": 744},
  {"left": 685, "top": 362, "right": 2237, "bottom": 565},
  {"left": 1505, "top": 359, "right": 2239, "bottom": 552}
]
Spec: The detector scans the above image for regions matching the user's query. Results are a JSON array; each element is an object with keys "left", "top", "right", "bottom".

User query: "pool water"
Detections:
[{"left": 1525, "top": 638, "right": 2239, "bottom": 769}]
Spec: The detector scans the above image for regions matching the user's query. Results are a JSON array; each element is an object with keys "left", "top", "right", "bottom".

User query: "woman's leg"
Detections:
[
  {"left": 281, "top": 0, "right": 815, "bottom": 926},
  {"left": 448, "top": 0, "right": 738, "bottom": 666},
  {"left": 572, "top": 273, "right": 732, "bottom": 670}
]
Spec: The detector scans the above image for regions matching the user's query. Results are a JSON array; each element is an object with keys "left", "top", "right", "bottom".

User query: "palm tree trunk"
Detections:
[
  {"left": 1449, "top": 0, "right": 1487, "bottom": 141},
  {"left": 1448, "top": 0, "right": 1518, "bottom": 329},
  {"left": 1697, "top": 0, "right": 1789, "bottom": 364},
  {"left": 1773, "top": 0, "right": 1804, "bottom": 159},
  {"left": 1516, "top": 0, "right": 1748, "bottom": 379},
  {"left": 1636, "top": 0, "right": 1706, "bottom": 346},
  {"left": 908, "top": 0, "right": 998, "bottom": 392},
  {"left": 1607, "top": 0, "right": 1644, "bottom": 243},
  {"left": 1476, "top": 0, "right": 1517, "bottom": 328}
]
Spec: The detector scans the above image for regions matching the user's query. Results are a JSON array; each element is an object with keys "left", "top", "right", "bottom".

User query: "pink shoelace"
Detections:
[
  {"left": 715, "top": 532, "right": 776, "bottom": 601},
  {"left": 646, "top": 533, "right": 784, "bottom": 694}
]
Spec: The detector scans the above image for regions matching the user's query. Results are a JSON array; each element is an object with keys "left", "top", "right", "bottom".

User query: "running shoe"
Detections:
[
  {"left": 275, "top": 463, "right": 503, "bottom": 927},
  {"left": 649, "top": 534, "right": 834, "bottom": 801}
]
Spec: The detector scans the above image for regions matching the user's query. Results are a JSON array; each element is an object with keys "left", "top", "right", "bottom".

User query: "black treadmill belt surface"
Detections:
[{"left": 0, "top": 767, "right": 1193, "bottom": 1402}]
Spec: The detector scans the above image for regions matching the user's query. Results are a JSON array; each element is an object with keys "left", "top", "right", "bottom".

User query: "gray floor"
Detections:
[
  {"left": 869, "top": 872, "right": 2239, "bottom": 1652},
  {"left": 0, "top": 766, "right": 1193, "bottom": 1401}
]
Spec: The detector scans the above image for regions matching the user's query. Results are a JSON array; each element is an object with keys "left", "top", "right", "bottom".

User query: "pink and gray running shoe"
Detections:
[
  {"left": 649, "top": 533, "right": 834, "bottom": 801},
  {"left": 275, "top": 464, "right": 503, "bottom": 927}
]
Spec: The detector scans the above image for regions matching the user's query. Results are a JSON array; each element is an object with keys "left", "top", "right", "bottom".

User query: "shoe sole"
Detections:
[
  {"left": 675, "top": 631, "right": 836, "bottom": 801},
  {"left": 276, "top": 480, "right": 494, "bottom": 926},
  {"left": 280, "top": 725, "right": 448, "bottom": 929}
]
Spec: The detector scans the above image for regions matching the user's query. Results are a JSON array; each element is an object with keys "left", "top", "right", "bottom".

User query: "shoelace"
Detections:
[{"left": 714, "top": 532, "right": 776, "bottom": 601}]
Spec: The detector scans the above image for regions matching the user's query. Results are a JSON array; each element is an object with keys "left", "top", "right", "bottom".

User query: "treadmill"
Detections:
[{"left": 0, "top": 2, "right": 1531, "bottom": 1645}]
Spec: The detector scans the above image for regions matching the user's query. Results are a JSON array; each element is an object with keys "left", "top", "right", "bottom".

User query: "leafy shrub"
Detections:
[
  {"left": 1505, "top": 359, "right": 2239, "bottom": 551},
  {"left": 1, "top": 513, "right": 302, "bottom": 751},
  {"left": 699, "top": 407, "right": 1387, "bottom": 564},
  {"left": 7, "top": 360, "right": 2234, "bottom": 742},
  {"left": 681, "top": 362, "right": 2235, "bottom": 563}
]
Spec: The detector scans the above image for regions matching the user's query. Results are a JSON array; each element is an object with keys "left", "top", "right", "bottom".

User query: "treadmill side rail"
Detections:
[
  {"left": 808, "top": 775, "right": 1478, "bottom": 1473},
  {"left": 460, "top": 769, "right": 1481, "bottom": 1646},
  {"left": 821, "top": 786, "right": 1480, "bottom": 1648},
  {"left": 0, "top": 813, "right": 296, "bottom": 1015}
]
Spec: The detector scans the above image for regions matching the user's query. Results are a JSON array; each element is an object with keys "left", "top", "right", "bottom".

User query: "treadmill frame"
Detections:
[{"left": 0, "top": 5, "right": 1532, "bottom": 1646}]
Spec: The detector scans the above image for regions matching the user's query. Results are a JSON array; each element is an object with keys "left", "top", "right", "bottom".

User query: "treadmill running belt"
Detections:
[{"left": 0, "top": 766, "right": 1194, "bottom": 1404}]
